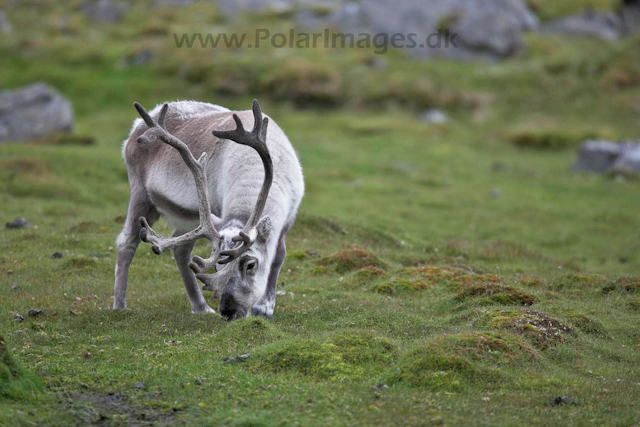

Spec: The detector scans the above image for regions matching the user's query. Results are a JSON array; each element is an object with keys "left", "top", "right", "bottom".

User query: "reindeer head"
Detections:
[
  {"left": 133, "top": 100, "right": 274, "bottom": 320},
  {"left": 209, "top": 217, "right": 273, "bottom": 319}
]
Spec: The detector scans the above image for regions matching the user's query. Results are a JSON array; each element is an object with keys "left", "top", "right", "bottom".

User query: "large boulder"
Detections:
[
  {"left": 612, "top": 141, "right": 640, "bottom": 175},
  {"left": 573, "top": 140, "right": 622, "bottom": 173},
  {"left": 0, "top": 83, "right": 74, "bottom": 142},
  {"left": 573, "top": 140, "right": 640, "bottom": 175},
  {"left": 540, "top": 10, "right": 621, "bottom": 41},
  {"left": 216, "top": 0, "right": 538, "bottom": 60},
  {"left": 620, "top": 0, "right": 640, "bottom": 36},
  {"left": 327, "top": 0, "right": 538, "bottom": 60}
]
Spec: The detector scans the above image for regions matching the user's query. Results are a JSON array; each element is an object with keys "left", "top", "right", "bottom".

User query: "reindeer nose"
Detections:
[{"left": 219, "top": 293, "right": 246, "bottom": 321}]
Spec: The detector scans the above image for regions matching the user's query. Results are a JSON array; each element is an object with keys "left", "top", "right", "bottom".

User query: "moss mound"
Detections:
[
  {"left": 372, "top": 278, "right": 429, "bottom": 295},
  {"left": 316, "top": 247, "right": 385, "bottom": 274},
  {"left": 601, "top": 276, "right": 640, "bottom": 295},
  {"left": 253, "top": 331, "right": 395, "bottom": 381},
  {"left": 550, "top": 274, "right": 607, "bottom": 291},
  {"left": 286, "top": 250, "right": 310, "bottom": 261},
  {"left": 509, "top": 127, "right": 601, "bottom": 150},
  {"left": 214, "top": 317, "right": 285, "bottom": 347},
  {"left": 448, "top": 274, "right": 503, "bottom": 290},
  {"left": 353, "top": 266, "right": 387, "bottom": 282},
  {"left": 325, "top": 331, "right": 395, "bottom": 363},
  {"left": 562, "top": 311, "right": 604, "bottom": 335},
  {"left": 401, "top": 266, "right": 466, "bottom": 283},
  {"left": 474, "top": 309, "right": 574, "bottom": 349},
  {"left": 0, "top": 335, "right": 39, "bottom": 399},
  {"left": 393, "top": 331, "right": 537, "bottom": 391},
  {"left": 518, "top": 276, "right": 546, "bottom": 287},
  {"left": 456, "top": 283, "right": 535, "bottom": 306},
  {"left": 0, "top": 335, "right": 21, "bottom": 383}
]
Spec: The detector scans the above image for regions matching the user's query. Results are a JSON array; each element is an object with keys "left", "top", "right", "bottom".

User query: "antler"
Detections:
[
  {"left": 133, "top": 102, "right": 222, "bottom": 274},
  {"left": 131, "top": 99, "right": 273, "bottom": 293},
  {"left": 212, "top": 99, "right": 274, "bottom": 265}
]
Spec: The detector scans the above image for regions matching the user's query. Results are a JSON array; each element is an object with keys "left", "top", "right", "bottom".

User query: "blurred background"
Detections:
[{"left": 1, "top": 0, "right": 640, "bottom": 277}]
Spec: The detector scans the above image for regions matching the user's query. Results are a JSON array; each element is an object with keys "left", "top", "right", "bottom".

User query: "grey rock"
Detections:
[
  {"left": 612, "top": 141, "right": 640, "bottom": 175},
  {"left": 550, "top": 396, "right": 578, "bottom": 406},
  {"left": 574, "top": 140, "right": 640, "bottom": 176},
  {"left": 223, "top": 352, "right": 251, "bottom": 363},
  {"left": 217, "top": 0, "right": 537, "bottom": 60},
  {"left": 620, "top": 0, "right": 640, "bottom": 37},
  {"left": 0, "top": 83, "right": 74, "bottom": 142},
  {"left": 540, "top": 11, "right": 621, "bottom": 41},
  {"left": 83, "top": 0, "right": 125, "bottom": 23},
  {"left": 0, "top": 10, "right": 13, "bottom": 35},
  {"left": 490, "top": 188, "right": 502, "bottom": 198},
  {"left": 135, "top": 380, "right": 145, "bottom": 389},
  {"left": 28, "top": 309, "right": 43, "bottom": 317},
  {"left": 6, "top": 217, "right": 31, "bottom": 229},
  {"left": 13, "top": 313, "right": 24, "bottom": 323},
  {"left": 52, "top": 252, "right": 63, "bottom": 259},
  {"left": 328, "top": 0, "right": 538, "bottom": 60},
  {"left": 294, "top": 9, "right": 331, "bottom": 30},
  {"left": 420, "top": 109, "right": 448, "bottom": 124},
  {"left": 573, "top": 140, "right": 622, "bottom": 173}
]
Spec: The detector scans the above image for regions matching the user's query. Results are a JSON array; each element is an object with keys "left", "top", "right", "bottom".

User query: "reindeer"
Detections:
[{"left": 113, "top": 100, "right": 304, "bottom": 320}]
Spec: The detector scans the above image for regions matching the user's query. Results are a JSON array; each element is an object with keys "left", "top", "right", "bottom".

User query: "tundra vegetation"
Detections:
[{"left": 1, "top": 1, "right": 640, "bottom": 425}]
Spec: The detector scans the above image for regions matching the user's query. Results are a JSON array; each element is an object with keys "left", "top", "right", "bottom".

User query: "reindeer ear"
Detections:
[{"left": 256, "top": 216, "right": 272, "bottom": 243}]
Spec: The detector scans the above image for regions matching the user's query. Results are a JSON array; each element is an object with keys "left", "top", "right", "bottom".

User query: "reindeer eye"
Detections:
[{"left": 241, "top": 257, "right": 258, "bottom": 276}]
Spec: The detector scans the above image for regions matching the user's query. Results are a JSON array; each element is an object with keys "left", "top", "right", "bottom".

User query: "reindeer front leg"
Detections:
[{"left": 171, "top": 231, "right": 215, "bottom": 314}]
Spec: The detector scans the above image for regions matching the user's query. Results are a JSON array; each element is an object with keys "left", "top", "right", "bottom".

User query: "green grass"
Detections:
[
  {"left": 1, "top": 1, "right": 640, "bottom": 425},
  {"left": 527, "top": 0, "right": 620, "bottom": 21}
]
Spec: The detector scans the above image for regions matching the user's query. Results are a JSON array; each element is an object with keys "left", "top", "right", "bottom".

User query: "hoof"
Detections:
[
  {"left": 251, "top": 306, "right": 273, "bottom": 319},
  {"left": 191, "top": 305, "right": 215, "bottom": 314},
  {"left": 151, "top": 245, "right": 161, "bottom": 255}
]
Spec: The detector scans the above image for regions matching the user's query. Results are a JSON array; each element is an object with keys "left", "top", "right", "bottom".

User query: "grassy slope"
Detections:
[{"left": 1, "top": 1, "right": 640, "bottom": 425}]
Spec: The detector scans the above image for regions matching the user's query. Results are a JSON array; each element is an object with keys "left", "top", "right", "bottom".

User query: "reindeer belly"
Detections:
[{"left": 146, "top": 164, "right": 215, "bottom": 231}]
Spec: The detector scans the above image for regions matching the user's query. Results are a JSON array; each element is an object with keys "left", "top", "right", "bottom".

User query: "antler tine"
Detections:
[
  {"left": 132, "top": 102, "right": 222, "bottom": 275},
  {"left": 213, "top": 99, "right": 274, "bottom": 265},
  {"left": 157, "top": 103, "right": 169, "bottom": 129},
  {"left": 133, "top": 102, "right": 155, "bottom": 128}
]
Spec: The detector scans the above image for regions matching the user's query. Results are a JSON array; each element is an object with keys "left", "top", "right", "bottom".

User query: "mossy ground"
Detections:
[
  {"left": 474, "top": 309, "right": 574, "bottom": 349},
  {"left": 0, "top": 335, "right": 40, "bottom": 400},
  {"left": 1, "top": 1, "right": 640, "bottom": 425}
]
